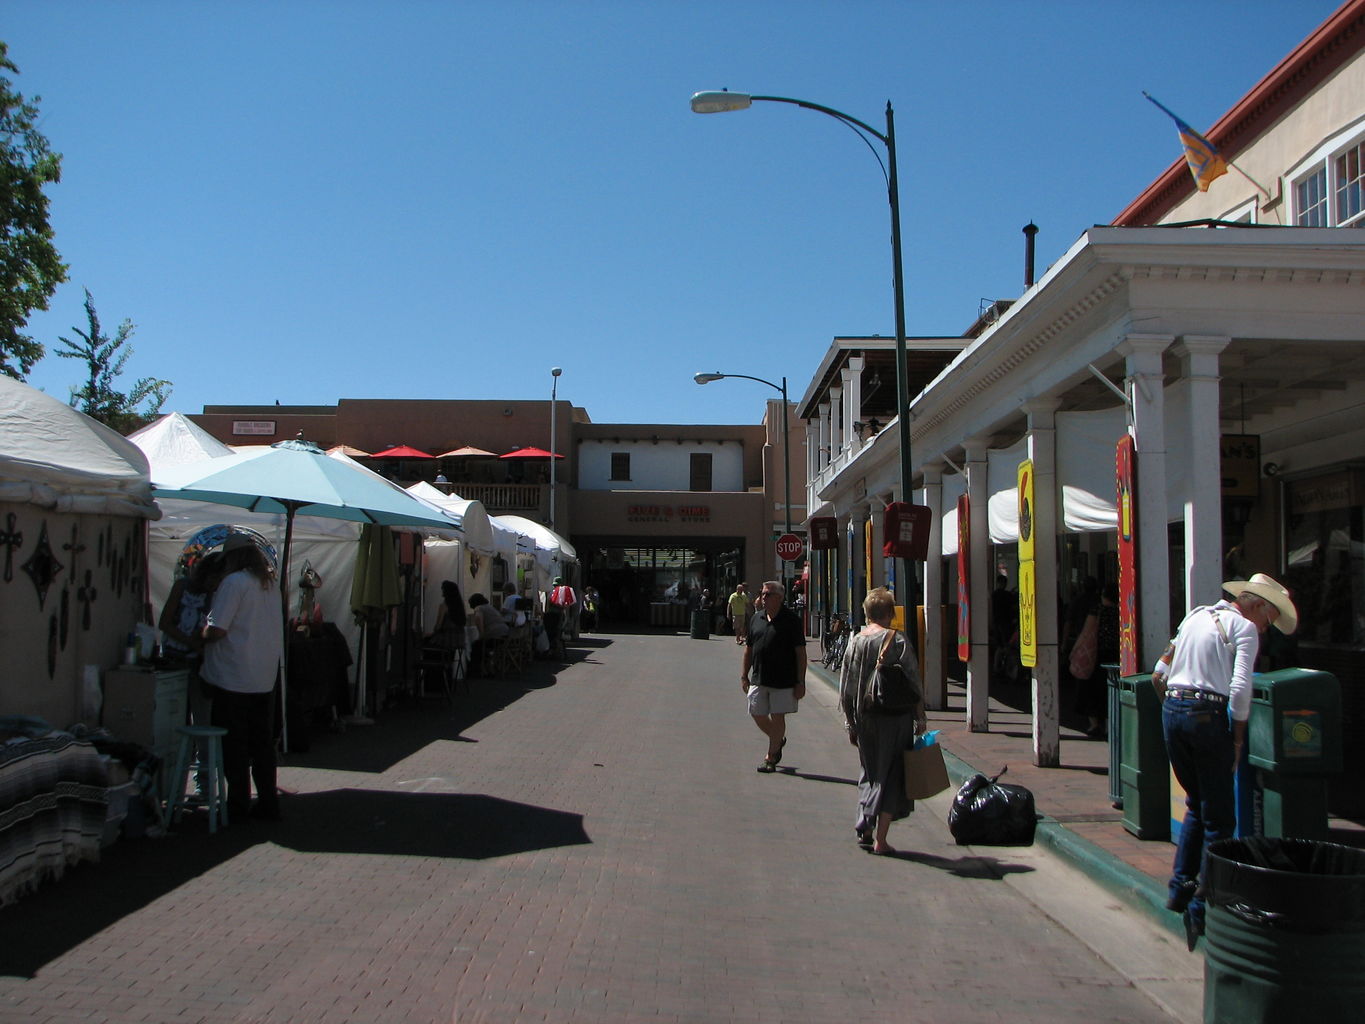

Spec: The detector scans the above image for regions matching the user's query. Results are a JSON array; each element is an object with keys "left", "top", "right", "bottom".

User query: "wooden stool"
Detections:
[{"left": 166, "top": 725, "right": 229, "bottom": 833}]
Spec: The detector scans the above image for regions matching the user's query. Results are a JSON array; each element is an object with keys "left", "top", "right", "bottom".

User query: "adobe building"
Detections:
[{"left": 190, "top": 396, "right": 805, "bottom": 626}]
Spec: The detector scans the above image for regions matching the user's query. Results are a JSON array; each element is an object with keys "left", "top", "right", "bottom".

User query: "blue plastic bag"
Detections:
[{"left": 912, "top": 729, "right": 940, "bottom": 750}]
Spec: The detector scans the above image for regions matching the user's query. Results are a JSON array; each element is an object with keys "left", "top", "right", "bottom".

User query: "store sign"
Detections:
[
  {"left": 232, "top": 420, "right": 276, "bottom": 435},
  {"left": 1221, "top": 434, "right": 1260, "bottom": 498},
  {"left": 625, "top": 504, "right": 711, "bottom": 523},
  {"left": 1017, "top": 460, "right": 1036, "bottom": 668}
]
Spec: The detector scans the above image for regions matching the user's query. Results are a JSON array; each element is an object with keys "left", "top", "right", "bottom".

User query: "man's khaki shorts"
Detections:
[{"left": 747, "top": 684, "right": 799, "bottom": 716}]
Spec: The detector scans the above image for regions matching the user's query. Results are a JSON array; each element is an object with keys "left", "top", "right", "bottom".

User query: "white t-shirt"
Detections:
[
  {"left": 203, "top": 570, "right": 283, "bottom": 694},
  {"left": 501, "top": 592, "right": 526, "bottom": 627},
  {"left": 1157, "top": 600, "right": 1260, "bottom": 722}
]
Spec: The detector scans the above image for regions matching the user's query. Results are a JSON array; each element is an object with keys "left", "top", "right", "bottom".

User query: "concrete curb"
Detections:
[{"left": 809, "top": 658, "right": 1183, "bottom": 942}]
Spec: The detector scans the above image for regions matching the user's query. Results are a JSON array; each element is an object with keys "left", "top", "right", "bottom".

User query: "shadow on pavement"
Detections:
[
  {"left": 0, "top": 788, "right": 590, "bottom": 978},
  {"left": 889, "top": 849, "right": 1037, "bottom": 879},
  {"left": 286, "top": 640, "right": 613, "bottom": 774}
]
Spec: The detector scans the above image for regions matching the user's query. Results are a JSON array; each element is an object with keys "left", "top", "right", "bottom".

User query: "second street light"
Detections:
[
  {"left": 691, "top": 89, "right": 914, "bottom": 614},
  {"left": 695, "top": 371, "right": 793, "bottom": 589}
]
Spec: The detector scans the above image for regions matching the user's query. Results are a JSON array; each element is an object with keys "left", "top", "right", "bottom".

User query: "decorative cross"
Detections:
[
  {"left": 63, "top": 525, "right": 86, "bottom": 583},
  {"left": 0, "top": 512, "right": 21, "bottom": 582},
  {"left": 78, "top": 570, "right": 98, "bottom": 630},
  {"left": 21, "top": 522, "right": 63, "bottom": 611}
]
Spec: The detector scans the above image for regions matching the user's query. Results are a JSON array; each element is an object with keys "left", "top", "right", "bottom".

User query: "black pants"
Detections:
[{"left": 210, "top": 687, "right": 278, "bottom": 816}]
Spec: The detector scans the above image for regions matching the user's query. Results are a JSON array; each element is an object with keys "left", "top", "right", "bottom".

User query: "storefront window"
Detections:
[{"left": 1284, "top": 469, "right": 1365, "bottom": 646}]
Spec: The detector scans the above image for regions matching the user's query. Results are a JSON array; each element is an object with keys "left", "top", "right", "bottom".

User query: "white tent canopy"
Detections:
[
  {"left": 0, "top": 375, "right": 159, "bottom": 519},
  {"left": 127, "top": 412, "right": 234, "bottom": 467}
]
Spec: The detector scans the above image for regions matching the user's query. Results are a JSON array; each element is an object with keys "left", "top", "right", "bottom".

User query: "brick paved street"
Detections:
[{"left": 0, "top": 631, "right": 1196, "bottom": 1023}]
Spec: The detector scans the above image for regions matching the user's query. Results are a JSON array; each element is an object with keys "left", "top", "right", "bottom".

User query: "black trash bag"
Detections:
[{"left": 947, "top": 766, "right": 1038, "bottom": 846}]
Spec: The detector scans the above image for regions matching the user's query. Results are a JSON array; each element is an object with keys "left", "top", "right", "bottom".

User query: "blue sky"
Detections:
[{"left": 5, "top": 0, "right": 1344, "bottom": 429}]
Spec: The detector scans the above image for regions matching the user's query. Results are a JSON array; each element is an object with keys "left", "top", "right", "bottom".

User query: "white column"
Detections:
[
  {"left": 1023, "top": 400, "right": 1061, "bottom": 767},
  {"left": 849, "top": 504, "right": 868, "bottom": 625},
  {"left": 818, "top": 401, "right": 831, "bottom": 472},
  {"left": 964, "top": 436, "right": 991, "bottom": 732},
  {"left": 1173, "top": 335, "right": 1230, "bottom": 607},
  {"left": 922, "top": 462, "right": 945, "bottom": 710},
  {"left": 829, "top": 386, "right": 844, "bottom": 463},
  {"left": 868, "top": 497, "right": 886, "bottom": 591},
  {"left": 1118, "top": 334, "right": 1174, "bottom": 666},
  {"left": 841, "top": 356, "right": 864, "bottom": 453}
]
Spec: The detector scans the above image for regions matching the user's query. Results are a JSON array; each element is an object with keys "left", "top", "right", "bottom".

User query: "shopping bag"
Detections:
[
  {"left": 903, "top": 730, "right": 951, "bottom": 800},
  {"left": 947, "top": 766, "right": 1038, "bottom": 846}
]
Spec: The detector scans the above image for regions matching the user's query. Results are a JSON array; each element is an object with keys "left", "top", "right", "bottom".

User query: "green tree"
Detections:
[
  {"left": 0, "top": 41, "right": 67, "bottom": 380},
  {"left": 55, "top": 288, "right": 171, "bottom": 432}
]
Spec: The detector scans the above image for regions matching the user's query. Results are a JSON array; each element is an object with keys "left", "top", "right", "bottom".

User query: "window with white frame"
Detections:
[{"left": 1289, "top": 122, "right": 1365, "bottom": 227}]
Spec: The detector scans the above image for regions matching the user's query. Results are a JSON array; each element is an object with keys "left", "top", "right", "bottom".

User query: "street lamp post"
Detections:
[
  {"left": 550, "top": 367, "right": 562, "bottom": 534},
  {"left": 691, "top": 90, "right": 913, "bottom": 616},
  {"left": 695, "top": 371, "right": 791, "bottom": 587}
]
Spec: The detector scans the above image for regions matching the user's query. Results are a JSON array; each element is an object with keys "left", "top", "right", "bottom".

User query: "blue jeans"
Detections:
[{"left": 1162, "top": 695, "right": 1235, "bottom": 925}]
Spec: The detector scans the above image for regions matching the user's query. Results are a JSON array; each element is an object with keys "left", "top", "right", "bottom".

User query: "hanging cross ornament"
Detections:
[
  {"left": 21, "top": 522, "right": 63, "bottom": 610},
  {"left": 63, "top": 524, "right": 86, "bottom": 583},
  {"left": 0, "top": 512, "right": 21, "bottom": 582},
  {"left": 78, "top": 570, "right": 98, "bottom": 630}
]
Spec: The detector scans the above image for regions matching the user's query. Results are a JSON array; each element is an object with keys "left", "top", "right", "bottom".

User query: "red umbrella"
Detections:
[
  {"left": 500, "top": 446, "right": 564, "bottom": 459},
  {"left": 371, "top": 444, "right": 434, "bottom": 459}
]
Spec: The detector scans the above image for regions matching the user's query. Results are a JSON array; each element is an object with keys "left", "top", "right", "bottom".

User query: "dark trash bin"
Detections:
[
  {"left": 1118, "top": 673, "right": 1169, "bottom": 840},
  {"left": 1204, "top": 837, "right": 1365, "bottom": 1023},
  {"left": 689, "top": 610, "right": 710, "bottom": 639}
]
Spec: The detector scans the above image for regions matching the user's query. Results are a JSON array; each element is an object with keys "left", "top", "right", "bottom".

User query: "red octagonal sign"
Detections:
[{"left": 775, "top": 533, "right": 804, "bottom": 562}]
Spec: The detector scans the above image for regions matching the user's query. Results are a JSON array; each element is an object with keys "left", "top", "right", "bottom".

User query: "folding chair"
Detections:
[{"left": 417, "top": 644, "right": 461, "bottom": 705}]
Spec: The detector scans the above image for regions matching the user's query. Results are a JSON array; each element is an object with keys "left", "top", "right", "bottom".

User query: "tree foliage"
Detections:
[
  {"left": 0, "top": 41, "right": 67, "bottom": 380},
  {"left": 55, "top": 288, "right": 171, "bottom": 432}
]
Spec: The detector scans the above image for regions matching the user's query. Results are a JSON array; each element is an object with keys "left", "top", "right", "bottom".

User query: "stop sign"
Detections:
[{"left": 775, "top": 533, "right": 804, "bottom": 562}]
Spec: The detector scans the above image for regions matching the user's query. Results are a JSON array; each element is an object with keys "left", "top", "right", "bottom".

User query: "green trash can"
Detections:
[
  {"left": 1248, "top": 669, "right": 1342, "bottom": 840},
  {"left": 1118, "top": 673, "right": 1169, "bottom": 840},
  {"left": 1204, "top": 837, "right": 1365, "bottom": 1023},
  {"left": 689, "top": 610, "right": 710, "bottom": 640}
]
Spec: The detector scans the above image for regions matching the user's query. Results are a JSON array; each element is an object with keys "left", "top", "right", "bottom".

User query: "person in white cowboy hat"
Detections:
[{"left": 1151, "top": 572, "right": 1297, "bottom": 951}]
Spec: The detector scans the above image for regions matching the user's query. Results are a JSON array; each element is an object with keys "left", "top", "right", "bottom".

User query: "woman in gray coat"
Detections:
[{"left": 839, "top": 587, "right": 926, "bottom": 855}]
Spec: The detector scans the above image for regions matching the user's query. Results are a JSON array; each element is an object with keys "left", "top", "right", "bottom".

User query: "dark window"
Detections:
[
  {"left": 690, "top": 452, "right": 713, "bottom": 491},
  {"left": 610, "top": 452, "right": 631, "bottom": 481}
]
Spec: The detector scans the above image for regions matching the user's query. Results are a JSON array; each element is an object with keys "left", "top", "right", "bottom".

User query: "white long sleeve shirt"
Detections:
[{"left": 1155, "top": 600, "right": 1260, "bottom": 722}]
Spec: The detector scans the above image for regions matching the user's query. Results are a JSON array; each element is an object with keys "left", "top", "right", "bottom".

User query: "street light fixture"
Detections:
[
  {"left": 695, "top": 370, "right": 792, "bottom": 582},
  {"left": 691, "top": 89, "right": 913, "bottom": 612},
  {"left": 550, "top": 367, "right": 562, "bottom": 533}
]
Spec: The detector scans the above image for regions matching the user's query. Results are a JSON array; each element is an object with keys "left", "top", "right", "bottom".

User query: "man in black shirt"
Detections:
[{"left": 741, "top": 580, "right": 807, "bottom": 773}]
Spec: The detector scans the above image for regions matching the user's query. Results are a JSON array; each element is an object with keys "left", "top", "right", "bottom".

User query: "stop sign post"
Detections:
[{"left": 775, "top": 533, "right": 804, "bottom": 563}]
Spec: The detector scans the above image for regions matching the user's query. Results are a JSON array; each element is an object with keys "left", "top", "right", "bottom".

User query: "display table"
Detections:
[
  {"left": 102, "top": 667, "right": 189, "bottom": 768},
  {"left": 0, "top": 727, "right": 108, "bottom": 906},
  {"left": 287, "top": 622, "right": 353, "bottom": 718}
]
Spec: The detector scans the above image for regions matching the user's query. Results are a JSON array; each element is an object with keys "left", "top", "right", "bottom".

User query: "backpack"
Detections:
[{"left": 863, "top": 629, "right": 919, "bottom": 715}]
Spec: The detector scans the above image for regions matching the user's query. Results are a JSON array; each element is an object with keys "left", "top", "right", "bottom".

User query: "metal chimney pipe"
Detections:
[{"left": 1023, "top": 222, "right": 1039, "bottom": 288}]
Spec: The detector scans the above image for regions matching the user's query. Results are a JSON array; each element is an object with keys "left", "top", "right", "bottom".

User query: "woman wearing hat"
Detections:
[{"left": 1152, "top": 573, "right": 1297, "bottom": 951}]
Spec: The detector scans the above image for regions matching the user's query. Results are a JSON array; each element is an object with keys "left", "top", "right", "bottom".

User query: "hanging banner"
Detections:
[
  {"left": 1117, "top": 435, "right": 1140, "bottom": 675},
  {"left": 1017, "top": 460, "right": 1037, "bottom": 668},
  {"left": 956, "top": 493, "right": 971, "bottom": 662}
]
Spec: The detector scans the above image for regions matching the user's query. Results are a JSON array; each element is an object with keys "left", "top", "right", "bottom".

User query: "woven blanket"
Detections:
[{"left": 0, "top": 732, "right": 109, "bottom": 907}]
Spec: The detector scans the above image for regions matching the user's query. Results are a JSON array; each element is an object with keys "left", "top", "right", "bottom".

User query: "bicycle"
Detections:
[{"left": 822, "top": 614, "right": 849, "bottom": 671}]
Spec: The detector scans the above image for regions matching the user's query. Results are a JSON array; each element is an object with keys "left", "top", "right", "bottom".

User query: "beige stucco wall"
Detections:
[{"left": 1161, "top": 50, "right": 1365, "bottom": 224}]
